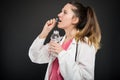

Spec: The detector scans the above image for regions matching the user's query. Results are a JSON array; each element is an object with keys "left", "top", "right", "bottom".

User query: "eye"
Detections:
[
  {"left": 61, "top": 9, "right": 67, "bottom": 14},
  {"left": 64, "top": 11, "right": 67, "bottom": 14},
  {"left": 63, "top": 10, "right": 67, "bottom": 14}
]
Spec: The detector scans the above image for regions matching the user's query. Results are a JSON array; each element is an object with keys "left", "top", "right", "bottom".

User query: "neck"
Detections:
[{"left": 64, "top": 27, "right": 77, "bottom": 39}]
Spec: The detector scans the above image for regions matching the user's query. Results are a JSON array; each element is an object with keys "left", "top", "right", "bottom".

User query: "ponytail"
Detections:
[{"left": 75, "top": 7, "right": 101, "bottom": 50}]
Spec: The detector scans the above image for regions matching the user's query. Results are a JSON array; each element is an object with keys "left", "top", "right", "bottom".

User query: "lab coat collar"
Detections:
[{"left": 60, "top": 35, "right": 77, "bottom": 45}]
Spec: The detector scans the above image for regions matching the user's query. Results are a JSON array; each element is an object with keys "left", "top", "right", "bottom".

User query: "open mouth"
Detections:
[{"left": 56, "top": 18, "right": 61, "bottom": 22}]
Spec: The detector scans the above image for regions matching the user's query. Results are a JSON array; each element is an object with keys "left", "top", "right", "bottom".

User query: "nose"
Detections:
[{"left": 57, "top": 12, "right": 62, "bottom": 18}]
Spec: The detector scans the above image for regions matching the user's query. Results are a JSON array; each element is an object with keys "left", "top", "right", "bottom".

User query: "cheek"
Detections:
[
  {"left": 58, "top": 21, "right": 70, "bottom": 29},
  {"left": 58, "top": 19, "right": 72, "bottom": 28}
]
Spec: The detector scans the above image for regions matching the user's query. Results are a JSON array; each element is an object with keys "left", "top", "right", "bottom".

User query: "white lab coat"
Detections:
[{"left": 29, "top": 35, "right": 96, "bottom": 80}]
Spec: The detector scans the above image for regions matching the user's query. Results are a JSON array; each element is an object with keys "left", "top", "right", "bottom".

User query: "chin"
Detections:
[{"left": 58, "top": 25, "right": 63, "bottom": 29}]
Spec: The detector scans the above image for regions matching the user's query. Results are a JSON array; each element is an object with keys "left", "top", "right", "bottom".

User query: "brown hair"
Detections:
[{"left": 69, "top": 1, "right": 101, "bottom": 50}]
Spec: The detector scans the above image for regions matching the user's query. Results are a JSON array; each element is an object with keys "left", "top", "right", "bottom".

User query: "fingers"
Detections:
[
  {"left": 49, "top": 41, "right": 56, "bottom": 53},
  {"left": 49, "top": 45, "right": 56, "bottom": 53},
  {"left": 49, "top": 41, "right": 57, "bottom": 51},
  {"left": 48, "top": 43, "right": 56, "bottom": 54},
  {"left": 47, "top": 18, "right": 56, "bottom": 26},
  {"left": 48, "top": 41, "right": 63, "bottom": 54},
  {"left": 40, "top": 18, "right": 57, "bottom": 39},
  {"left": 42, "top": 18, "right": 56, "bottom": 33},
  {"left": 49, "top": 41, "right": 60, "bottom": 49}
]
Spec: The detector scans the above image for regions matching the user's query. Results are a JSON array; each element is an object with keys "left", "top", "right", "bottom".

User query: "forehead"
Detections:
[{"left": 62, "top": 3, "right": 77, "bottom": 11}]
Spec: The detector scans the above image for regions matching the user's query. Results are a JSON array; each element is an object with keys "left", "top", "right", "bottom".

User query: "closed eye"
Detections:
[
  {"left": 61, "top": 9, "right": 67, "bottom": 14},
  {"left": 63, "top": 10, "right": 67, "bottom": 14}
]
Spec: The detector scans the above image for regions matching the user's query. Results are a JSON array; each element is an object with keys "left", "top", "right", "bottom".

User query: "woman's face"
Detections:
[{"left": 57, "top": 3, "right": 77, "bottom": 29}]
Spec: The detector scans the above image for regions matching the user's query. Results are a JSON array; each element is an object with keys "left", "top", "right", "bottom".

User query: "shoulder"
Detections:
[{"left": 78, "top": 37, "right": 96, "bottom": 52}]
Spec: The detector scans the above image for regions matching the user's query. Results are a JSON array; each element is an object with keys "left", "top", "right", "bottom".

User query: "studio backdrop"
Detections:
[{"left": 1, "top": 0, "right": 119, "bottom": 80}]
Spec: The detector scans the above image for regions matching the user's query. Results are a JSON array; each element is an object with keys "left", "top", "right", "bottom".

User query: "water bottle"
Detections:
[
  {"left": 50, "top": 30, "right": 60, "bottom": 43},
  {"left": 50, "top": 30, "right": 60, "bottom": 57}
]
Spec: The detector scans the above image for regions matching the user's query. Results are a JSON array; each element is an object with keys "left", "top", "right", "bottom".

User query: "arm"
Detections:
[
  {"left": 29, "top": 37, "right": 50, "bottom": 64},
  {"left": 58, "top": 43, "right": 96, "bottom": 80},
  {"left": 28, "top": 18, "right": 57, "bottom": 64}
]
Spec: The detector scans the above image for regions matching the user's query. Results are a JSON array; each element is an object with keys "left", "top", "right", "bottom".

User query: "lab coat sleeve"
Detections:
[
  {"left": 29, "top": 36, "right": 50, "bottom": 64},
  {"left": 57, "top": 43, "right": 96, "bottom": 80}
]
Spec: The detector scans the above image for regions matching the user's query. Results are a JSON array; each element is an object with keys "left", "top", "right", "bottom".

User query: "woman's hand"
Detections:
[
  {"left": 39, "top": 18, "right": 56, "bottom": 38},
  {"left": 49, "top": 40, "right": 63, "bottom": 55}
]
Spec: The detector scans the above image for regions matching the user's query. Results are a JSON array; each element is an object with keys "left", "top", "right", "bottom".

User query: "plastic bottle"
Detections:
[{"left": 50, "top": 30, "right": 60, "bottom": 57}]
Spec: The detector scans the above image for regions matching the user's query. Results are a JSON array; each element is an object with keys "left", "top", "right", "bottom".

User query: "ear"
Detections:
[{"left": 72, "top": 16, "right": 79, "bottom": 25}]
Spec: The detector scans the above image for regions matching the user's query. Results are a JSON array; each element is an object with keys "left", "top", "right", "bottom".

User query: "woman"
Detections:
[{"left": 29, "top": 1, "right": 101, "bottom": 80}]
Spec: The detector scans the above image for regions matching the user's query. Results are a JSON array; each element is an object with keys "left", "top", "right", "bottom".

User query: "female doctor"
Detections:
[{"left": 29, "top": 1, "right": 101, "bottom": 80}]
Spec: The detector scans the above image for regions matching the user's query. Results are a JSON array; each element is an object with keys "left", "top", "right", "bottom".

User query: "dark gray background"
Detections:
[{"left": 1, "top": 0, "right": 120, "bottom": 80}]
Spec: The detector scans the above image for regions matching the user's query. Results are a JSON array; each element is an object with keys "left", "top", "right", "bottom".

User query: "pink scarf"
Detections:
[{"left": 49, "top": 39, "right": 73, "bottom": 80}]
